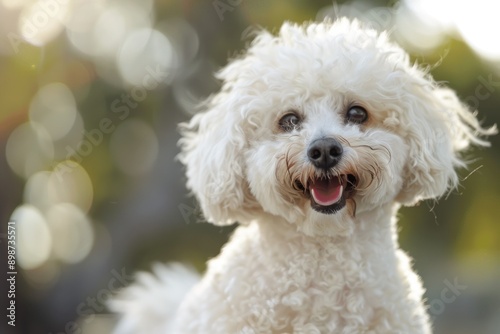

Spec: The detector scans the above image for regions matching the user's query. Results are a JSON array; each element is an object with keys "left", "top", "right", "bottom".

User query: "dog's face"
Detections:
[
  {"left": 179, "top": 19, "right": 493, "bottom": 236},
  {"left": 245, "top": 94, "right": 406, "bottom": 235}
]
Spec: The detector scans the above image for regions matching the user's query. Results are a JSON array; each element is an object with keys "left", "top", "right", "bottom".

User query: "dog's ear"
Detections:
[
  {"left": 396, "top": 82, "right": 496, "bottom": 205},
  {"left": 178, "top": 30, "right": 273, "bottom": 225},
  {"left": 178, "top": 93, "right": 257, "bottom": 225}
]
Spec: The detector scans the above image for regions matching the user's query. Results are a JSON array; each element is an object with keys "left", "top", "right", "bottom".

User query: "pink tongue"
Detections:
[{"left": 310, "top": 178, "right": 343, "bottom": 206}]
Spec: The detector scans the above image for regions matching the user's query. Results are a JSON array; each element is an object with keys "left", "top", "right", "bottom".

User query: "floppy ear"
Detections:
[
  {"left": 396, "top": 82, "right": 496, "bottom": 205},
  {"left": 178, "top": 93, "right": 258, "bottom": 225},
  {"left": 178, "top": 29, "right": 274, "bottom": 225}
]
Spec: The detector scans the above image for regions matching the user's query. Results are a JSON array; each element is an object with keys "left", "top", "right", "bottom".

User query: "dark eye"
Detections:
[
  {"left": 346, "top": 106, "right": 368, "bottom": 124},
  {"left": 279, "top": 113, "right": 301, "bottom": 132}
]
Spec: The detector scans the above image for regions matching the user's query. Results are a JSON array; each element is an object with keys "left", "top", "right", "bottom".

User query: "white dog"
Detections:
[{"left": 110, "top": 19, "right": 495, "bottom": 333}]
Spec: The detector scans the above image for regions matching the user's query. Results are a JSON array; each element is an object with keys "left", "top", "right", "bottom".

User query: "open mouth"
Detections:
[{"left": 296, "top": 174, "right": 357, "bottom": 214}]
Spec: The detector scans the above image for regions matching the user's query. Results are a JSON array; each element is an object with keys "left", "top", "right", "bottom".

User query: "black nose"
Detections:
[{"left": 307, "top": 138, "right": 343, "bottom": 170}]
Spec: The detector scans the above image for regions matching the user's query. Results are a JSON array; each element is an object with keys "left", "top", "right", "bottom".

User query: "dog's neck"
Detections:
[
  {"left": 257, "top": 202, "right": 399, "bottom": 249},
  {"left": 251, "top": 202, "right": 403, "bottom": 289}
]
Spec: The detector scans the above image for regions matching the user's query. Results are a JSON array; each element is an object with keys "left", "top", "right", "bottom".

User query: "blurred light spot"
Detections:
[
  {"left": 2, "top": 0, "right": 30, "bottom": 10},
  {"left": 66, "top": 0, "right": 153, "bottom": 61},
  {"left": 49, "top": 161, "right": 93, "bottom": 212},
  {"left": 10, "top": 205, "right": 52, "bottom": 270},
  {"left": 93, "top": 6, "right": 127, "bottom": 57},
  {"left": 405, "top": 0, "right": 454, "bottom": 30},
  {"left": 24, "top": 171, "right": 52, "bottom": 211},
  {"left": 92, "top": 1, "right": 153, "bottom": 58},
  {"left": 46, "top": 203, "right": 94, "bottom": 264},
  {"left": 158, "top": 18, "right": 199, "bottom": 70},
  {"left": 454, "top": 0, "right": 500, "bottom": 61},
  {"left": 29, "top": 82, "right": 78, "bottom": 141},
  {"left": 65, "top": 1, "right": 106, "bottom": 56},
  {"left": 65, "top": 0, "right": 156, "bottom": 87},
  {"left": 109, "top": 119, "right": 159, "bottom": 176},
  {"left": 6, "top": 122, "right": 54, "bottom": 179},
  {"left": 394, "top": 3, "right": 446, "bottom": 54},
  {"left": 19, "top": 0, "right": 70, "bottom": 46},
  {"left": 0, "top": 4, "right": 20, "bottom": 56},
  {"left": 117, "top": 28, "right": 173, "bottom": 86},
  {"left": 406, "top": 0, "right": 500, "bottom": 61}
]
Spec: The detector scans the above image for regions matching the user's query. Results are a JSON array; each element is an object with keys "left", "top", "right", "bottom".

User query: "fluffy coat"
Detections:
[{"left": 110, "top": 19, "right": 495, "bottom": 334}]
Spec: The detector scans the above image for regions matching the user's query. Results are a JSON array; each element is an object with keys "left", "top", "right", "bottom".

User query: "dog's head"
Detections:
[{"left": 179, "top": 19, "right": 495, "bottom": 236}]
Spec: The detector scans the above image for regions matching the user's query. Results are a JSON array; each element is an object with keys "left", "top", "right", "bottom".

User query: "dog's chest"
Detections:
[{"left": 218, "top": 227, "right": 387, "bottom": 331}]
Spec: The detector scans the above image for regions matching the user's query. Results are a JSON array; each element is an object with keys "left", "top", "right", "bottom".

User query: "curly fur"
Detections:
[{"left": 111, "top": 19, "right": 496, "bottom": 333}]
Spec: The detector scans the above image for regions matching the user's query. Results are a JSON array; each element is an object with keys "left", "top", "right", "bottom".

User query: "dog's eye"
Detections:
[
  {"left": 346, "top": 106, "right": 368, "bottom": 124},
  {"left": 279, "top": 113, "right": 301, "bottom": 132}
]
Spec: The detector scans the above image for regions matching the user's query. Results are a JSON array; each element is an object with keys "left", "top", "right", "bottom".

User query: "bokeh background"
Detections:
[{"left": 0, "top": 0, "right": 499, "bottom": 333}]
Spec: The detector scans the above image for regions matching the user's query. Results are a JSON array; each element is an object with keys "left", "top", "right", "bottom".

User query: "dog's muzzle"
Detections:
[{"left": 297, "top": 138, "right": 357, "bottom": 214}]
